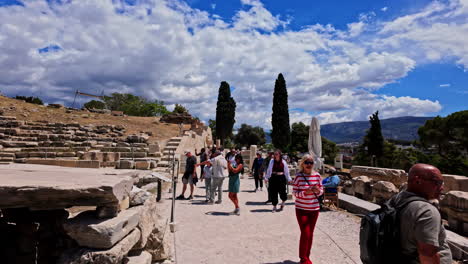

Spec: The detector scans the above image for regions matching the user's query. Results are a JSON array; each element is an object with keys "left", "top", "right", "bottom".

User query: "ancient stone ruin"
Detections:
[{"left": 0, "top": 164, "right": 171, "bottom": 264}]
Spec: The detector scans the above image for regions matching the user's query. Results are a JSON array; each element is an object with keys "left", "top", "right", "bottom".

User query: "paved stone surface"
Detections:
[
  {"left": 0, "top": 164, "right": 137, "bottom": 209},
  {"left": 174, "top": 175, "right": 362, "bottom": 264}
]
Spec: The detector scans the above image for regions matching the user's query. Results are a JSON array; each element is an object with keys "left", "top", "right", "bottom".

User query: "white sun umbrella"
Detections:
[{"left": 308, "top": 117, "right": 322, "bottom": 170}]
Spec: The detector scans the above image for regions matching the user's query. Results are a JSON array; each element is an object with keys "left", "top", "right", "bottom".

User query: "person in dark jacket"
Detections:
[{"left": 251, "top": 152, "right": 264, "bottom": 192}]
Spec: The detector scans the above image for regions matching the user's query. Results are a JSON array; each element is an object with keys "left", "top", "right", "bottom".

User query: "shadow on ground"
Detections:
[
  {"left": 250, "top": 209, "right": 273, "bottom": 213},
  {"left": 205, "top": 211, "right": 231, "bottom": 216},
  {"left": 262, "top": 260, "right": 297, "bottom": 264}
]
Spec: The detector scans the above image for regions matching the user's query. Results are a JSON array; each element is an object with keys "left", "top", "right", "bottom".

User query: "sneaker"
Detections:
[
  {"left": 254, "top": 188, "right": 258, "bottom": 192},
  {"left": 215, "top": 200, "right": 222, "bottom": 204},
  {"left": 235, "top": 208, "right": 240, "bottom": 216},
  {"left": 207, "top": 200, "right": 214, "bottom": 204},
  {"left": 260, "top": 188, "right": 263, "bottom": 191},
  {"left": 176, "top": 195, "right": 185, "bottom": 200},
  {"left": 272, "top": 206, "right": 277, "bottom": 213}
]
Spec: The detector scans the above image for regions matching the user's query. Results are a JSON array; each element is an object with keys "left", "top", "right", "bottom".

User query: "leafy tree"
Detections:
[
  {"left": 363, "top": 111, "right": 384, "bottom": 166},
  {"left": 208, "top": 119, "right": 216, "bottom": 139},
  {"left": 15, "top": 95, "right": 43, "bottom": 105},
  {"left": 290, "top": 122, "right": 309, "bottom": 153},
  {"left": 234, "top": 124, "right": 266, "bottom": 147},
  {"left": 271, "top": 73, "right": 291, "bottom": 150},
  {"left": 322, "top": 137, "right": 339, "bottom": 164},
  {"left": 84, "top": 100, "right": 106, "bottom": 109},
  {"left": 102, "top": 93, "right": 169, "bottom": 117},
  {"left": 173, "top": 104, "right": 188, "bottom": 114},
  {"left": 215, "top": 81, "right": 236, "bottom": 145}
]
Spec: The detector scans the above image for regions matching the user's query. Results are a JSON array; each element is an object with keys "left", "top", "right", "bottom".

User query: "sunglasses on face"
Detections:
[
  {"left": 304, "top": 160, "right": 314, "bottom": 165},
  {"left": 422, "top": 178, "right": 444, "bottom": 187}
]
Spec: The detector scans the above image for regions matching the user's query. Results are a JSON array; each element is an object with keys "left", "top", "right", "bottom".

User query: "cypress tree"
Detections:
[
  {"left": 271, "top": 73, "right": 291, "bottom": 150},
  {"left": 365, "top": 111, "right": 384, "bottom": 166},
  {"left": 215, "top": 81, "right": 236, "bottom": 145}
]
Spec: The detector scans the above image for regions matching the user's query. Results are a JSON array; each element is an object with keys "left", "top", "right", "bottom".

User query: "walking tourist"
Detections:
[
  {"left": 227, "top": 154, "right": 244, "bottom": 215},
  {"left": 386, "top": 163, "right": 451, "bottom": 263},
  {"left": 176, "top": 150, "right": 197, "bottom": 200},
  {"left": 251, "top": 152, "right": 264, "bottom": 191},
  {"left": 265, "top": 150, "right": 292, "bottom": 212},
  {"left": 262, "top": 151, "right": 274, "bottom": 204},
  {"left": 211, "top": 150, "right": 228, "bottom": 204},
  {"left": 293, "top": 154, "right": 323, "bottom": 264},
  {"left": 195, "top": 148, "right": 208, "bottom": 177},
  {"left": 226, "top": 148, "right": 237, "bottom": 166},
  {"left": 201, "top": 160, "right": 213, "bottom": 204}
]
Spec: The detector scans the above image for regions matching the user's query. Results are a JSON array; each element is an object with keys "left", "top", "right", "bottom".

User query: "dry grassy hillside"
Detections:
[{"left": 0, "top": 95, "right": 180, "bottom": 142}]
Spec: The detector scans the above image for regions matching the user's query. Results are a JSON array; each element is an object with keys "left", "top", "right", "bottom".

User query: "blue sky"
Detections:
[{"left": 0, "top": 0, "right": 467, "bottom": 127}]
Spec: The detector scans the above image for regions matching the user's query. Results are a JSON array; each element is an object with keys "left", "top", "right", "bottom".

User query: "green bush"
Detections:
[{"left": 15, "top": 96, "right": 43, "bottom": 105}]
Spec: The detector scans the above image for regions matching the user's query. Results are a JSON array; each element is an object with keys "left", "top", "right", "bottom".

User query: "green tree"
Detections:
[
  {"left": 102, "top": 93, "right": 169, "bottom": 117},
  {"left": 364, "top": 111, "right": 384, "bottom": 166},
  {"left": 208, "top": 119, "right": 216, "bottom": 139},
  {"left": 322, "top": 137, "right": 339, "bottom": 164},
  {"left": 290, "top": 122, "right": 309, "bottom": 153},
  {"left": 215, "top": 81, "right": 236, "bottom": 145},
  {"left": 173, "top": 104, "right": 188, "bottom": 114},
  {"left": 234, "top": 124, "right": 266, "bottom": 147},
  {"left": 84, "top": 100, "right": 106, "bottom": 109},
  {"left": 271, "top": 73, "right": 291, "bottom": 150}
]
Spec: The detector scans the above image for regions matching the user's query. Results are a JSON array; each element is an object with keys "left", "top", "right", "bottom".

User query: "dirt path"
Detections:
[{"left": 173, "top": 175, "right": 362, "bottom": 264}]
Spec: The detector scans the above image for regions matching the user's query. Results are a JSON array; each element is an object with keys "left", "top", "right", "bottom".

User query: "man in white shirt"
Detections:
[{"left": 211, "top": 150, "right": 228, "bottom": 204}]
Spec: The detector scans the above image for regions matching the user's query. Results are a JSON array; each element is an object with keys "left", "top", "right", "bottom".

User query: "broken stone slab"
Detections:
[
  {"left": 443, "top": 174, "right": 468, "bottom": 193},
  {"left": 130, "top": 186, "right": 152, "bottom": 206},
  {"left": 371, "top": 181, "right": 398, "bottom": 203},
  {"left": 338, "top": 192, "right": 380, "bottom": 216},
  {"left": 124, "top": 251, "right": 152, "bottom": 264},
  {"left": 117, "top": 160, "right": 135, "bottom": 169},
  {"left": 352, "top": 176, "right": 372, "bottom": 201},
  {"left": 0, "top": 164, "right": 133, "bottom": 210},
  {"left": 0, "top": 141, "right": 39, "bottom": 148},
  {"left": 63, "top": 209, "right": 140, "bottom": 249},
  {"left": 128, "top": 194, "right": 158, "bottom": 249},
  {"left": 135, "top": 161, "right": 150, "bottom": 170},
  {"left": 446, "top": 229, "right": 468, "bottom": 260},
  {"left": 350, "top": 166, "right": 407, "bottom": 187},
  {"left": 58, "top": 228, "right": 141, "bottom": 264}
]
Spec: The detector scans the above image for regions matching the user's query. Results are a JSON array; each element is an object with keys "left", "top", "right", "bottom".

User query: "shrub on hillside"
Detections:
[{"left": 15, "top": 96, "right": 44, "bottom": 105}]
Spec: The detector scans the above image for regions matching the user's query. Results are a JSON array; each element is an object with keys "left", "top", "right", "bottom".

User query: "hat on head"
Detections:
[{"left": 184, "top": 149, "right": 191, "bottom": 155}]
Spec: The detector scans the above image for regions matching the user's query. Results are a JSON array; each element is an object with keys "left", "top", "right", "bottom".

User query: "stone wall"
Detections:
[{"left": 350, "top": 166, "right": 407, "bottom": 187}]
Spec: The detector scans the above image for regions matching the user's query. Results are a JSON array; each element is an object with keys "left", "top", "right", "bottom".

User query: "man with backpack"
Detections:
[{"left": 360, "top": 163, "right": 452, "bottom": 264}]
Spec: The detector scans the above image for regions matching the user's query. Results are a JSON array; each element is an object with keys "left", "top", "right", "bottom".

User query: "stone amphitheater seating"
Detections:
[{"left": 0, "top": 115, "right": 166, "bottom": 169}]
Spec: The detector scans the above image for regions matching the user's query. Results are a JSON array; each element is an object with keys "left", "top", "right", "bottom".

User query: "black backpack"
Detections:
[{"left": 359, "top": 195, "right": 427, "bottom": 264}]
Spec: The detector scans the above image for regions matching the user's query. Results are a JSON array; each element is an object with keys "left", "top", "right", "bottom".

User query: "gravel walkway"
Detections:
[{"left": 173, "top": 175, "right": 362, "bottom": 264}]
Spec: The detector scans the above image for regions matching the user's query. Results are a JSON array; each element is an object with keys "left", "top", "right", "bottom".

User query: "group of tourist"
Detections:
[{"left": 176, "top": 147, "right": 451, "bottom": 264}]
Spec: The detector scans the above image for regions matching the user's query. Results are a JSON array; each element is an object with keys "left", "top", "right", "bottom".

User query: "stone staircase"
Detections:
[{"left": 157, "top": 137, "right": 182, "bottom": 168}]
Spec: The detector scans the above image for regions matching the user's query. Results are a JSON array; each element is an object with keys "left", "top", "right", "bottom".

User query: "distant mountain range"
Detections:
[{"left": 321, "top": 116, "right": 434, "bottom": 144}]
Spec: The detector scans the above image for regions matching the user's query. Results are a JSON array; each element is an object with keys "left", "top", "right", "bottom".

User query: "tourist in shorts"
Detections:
[
  {"left": 176, "top": 150, "right": 197, "bottom": 200},
  {"left": 293, "top": 154, "right": 323, "bottom": 264},
  {"left": 227, "top": 154, "right": 243, "bottom": 215}
]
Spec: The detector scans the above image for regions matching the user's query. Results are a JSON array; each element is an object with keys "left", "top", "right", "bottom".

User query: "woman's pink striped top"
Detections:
[{"left": 293, "top": 172, "right": 324, "bottom": 211}]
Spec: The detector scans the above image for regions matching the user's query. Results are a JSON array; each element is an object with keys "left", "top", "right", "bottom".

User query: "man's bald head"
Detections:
[
  {"left": 408, "top": 164, "right": 442, "bottom": 182},
  {"left": 407, "top": 163, "right": 444, "bottom": 200}
]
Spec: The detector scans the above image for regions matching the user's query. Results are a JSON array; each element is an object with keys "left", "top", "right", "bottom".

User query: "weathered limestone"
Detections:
[
  {"left": 127, "top": 134, "right": 149, "bottom": 144},
  {"left": 342, "top": 180, "right": 354, "bottom": 196},
  {"left": 130, "top": 186, "right": 152, "bottom": 206},
  {"left": 338, "top": 193, "right": 380, "bottom": 217},
  {"left": 440, "top": 191, "right": 468, "bottom": 236},
  {"left": 58, "top": 228, "right": 141, "bottom": 264},
  {"left": 350, "top": 166, "right": 407, "bottom": 187},
  {"left": 149, "top": 143, "right": 160, "bottom": 153},
  {"left": 63, "top": 209, "right": 140, "bottom": 249},
  {"left": 352, "top": 176, "right": 372, "bottom": 201},
  {"left": 372, "top": 181, "right": 398, "bottom": 204},
  {"left": 135, "top": 161, "right": 150, "bottom": 170},
  {"left": 25, "top": 159, "right": 101, "bottom": 168},
  {"left": 446, "top": 230, "right": 468, "bottom": 260},
  {"left": 128, "top": 194, "right": 158, "bottom": 249},
  {"left": 124, "top": 251, "right": 152, "bottom": 264},
  {"left": 0, "top": 164, "right": 133, "bottom": 210},
  {"left": 117, "top": 160, "right": 135, "bottom": 169},
  {"left": 443, "top": 174, "right": 468, "bottom": 193}
]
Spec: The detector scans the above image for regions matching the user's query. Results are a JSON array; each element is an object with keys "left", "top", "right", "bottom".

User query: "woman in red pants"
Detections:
[{"left": 293, "top": 154, "right": 323, "bottom": 264}]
